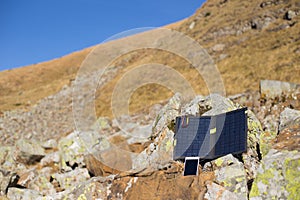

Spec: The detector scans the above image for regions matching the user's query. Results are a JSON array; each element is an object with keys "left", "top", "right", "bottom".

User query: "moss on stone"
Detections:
[
  {"left": 215, "top": 157, "right": 223, "bottom": 167},
  {"left": 249, "top": 181, "right": 259, "bottom": 197},
  {"left": 285, "top": 158, "right": 300, "bottom": 200}
]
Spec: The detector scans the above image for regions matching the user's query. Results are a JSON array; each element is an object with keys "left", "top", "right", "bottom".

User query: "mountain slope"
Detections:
[{"left": 0, "top": 0, "right": 299, "bottom": 117}]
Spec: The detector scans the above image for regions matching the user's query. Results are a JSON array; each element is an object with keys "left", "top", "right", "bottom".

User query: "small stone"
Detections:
[
  {"left": 41, "top": 139, "right": 58, "bottom": 149},
  {"left": 285, "top": 10, "right": 296, "bottom": 20},
  {"left": 212, "top": 44, "right": 225, "bottom": 52},
  {"left": 189, "top": 21, "right": 196, "bottom": 30}
]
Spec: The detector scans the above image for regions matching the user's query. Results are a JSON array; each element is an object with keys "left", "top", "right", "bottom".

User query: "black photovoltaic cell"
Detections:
[{"left": 173, "top": 108, "right": 247, "bottom": 160}]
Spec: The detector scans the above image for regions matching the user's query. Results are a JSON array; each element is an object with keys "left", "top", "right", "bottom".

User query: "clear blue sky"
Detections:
[{"left": 0, "top": 0, "right": 205, "bottom": 71}]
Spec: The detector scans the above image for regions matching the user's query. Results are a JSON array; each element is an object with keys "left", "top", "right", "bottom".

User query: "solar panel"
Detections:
[
  {"left": 173, "top": 108, "right": 247, "bottom": 160},
  {"left": 183, "top": 157, "right": 200, "bottom": 176}
]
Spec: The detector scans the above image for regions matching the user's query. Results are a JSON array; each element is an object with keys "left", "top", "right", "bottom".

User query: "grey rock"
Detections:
[
  {"left": 181, "top": 95, "right": 205, "bottom": 116},
  {"left": 211, "top": 154, "right": 248, "bottom": 198},
  {"left": 251, "top": 17, "right": 273, "bottom": 30},
  {"left": 205, "top": 182, "right": 244, "bottom": 200},
  {"left": 40, "top": 152, "right": 60, "bottom": 166},
  {"left": 0, "top": 169, "right": 19, "bottom": 195},
  {"left": 212, "top": 44, "right": 225, "bottom": 52},
  {"left": 58, "top": 131, "right": 105, "bottom": 171},
  {"left": 52, "top": 168, "right": 90, "bottom": 191},
  {"left": 249, "top": 149, "right": 300, "bottom": 200},
  {"left": 41, "top": 139, "right": 58, "bottom": 149},
  {"left": 91, "top": 117, "right": 112, "bottom": 133},
  {"left": 189, "top": 21, "right": 196, "bottom": 30},
  {"left": 132, "top": 128, "right": 175, "bottom": 172},
  {"left": 260, "top": 80, "right": 300, "bottom": 98},
  {"left": 243, "top": 110, "right": 263, "bottom": 181},
  {"left": 152, "top": 93, "right": 181, "bottom": 136},
  {"left": 202, "top": 94, "right": 237, "bottom": 116},
  {"left": 65, "top": 176, "right": 114, "bottom": 200},
  {"left": 219, "top": 54, "right": 228, "bottom": 60},
  {"left": 279, "top": 107, "right": 300, "bottom": 132},
  {"left": 7, "top": 188, "right": 43, "bottom": 200},
  {"left": 0, "top": 146, "right": 17, "bottom": 172},
  {"left": 285, "top": 10, "right": 297, "bottom": 20},
  {"left": 29, "top": 174, "right": 56, "bottom": 196},
  {"left": 113, "top": 123, "right": 152, "bottom": 145},
  {"left": 13, "top": 139, "right": 45, "bottom": 165},
  {"left": 181, "top": 94, "right": 237, "bottom": 117}
]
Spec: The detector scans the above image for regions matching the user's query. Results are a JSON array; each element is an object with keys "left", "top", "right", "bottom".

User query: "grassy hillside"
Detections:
[{"left": 1, "top": 0, "right": 299, "bottom": 118}]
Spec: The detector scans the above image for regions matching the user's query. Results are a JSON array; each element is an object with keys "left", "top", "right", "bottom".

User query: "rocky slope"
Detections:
[
  {"left": 1, "top": 0, "right": 300, "bottom": 199},
  {"left": 0, "top": 79, "right": 299, "bottom": 199},
  {"left": 0, "top": 0, "right": 299, "bottom": 115}
]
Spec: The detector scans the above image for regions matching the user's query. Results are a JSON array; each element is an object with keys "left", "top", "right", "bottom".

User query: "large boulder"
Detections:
[
  {"left": 132, "top": 127, "right": 174, "bottom": 172},
  {"left": 249, "top": 149, "right": 300, "bottom": 200},
  {"left": 205, "top": 182, "right": 244, "bottom": 200},
  {"left": 260, "top": 80, "right": 300, "bottom": 98},
  {"left": 243, "top": 110, "right": 263, "bottom": 181},
  {"left": 13, "top": 139, "right": 45, "bottom": 165},
  {"left": 279, "top": 107, "right": 300, "bottom": 132},
  {"left": 58, "top": 130, "right": 107, "bottom": 171},
  {"left": 205, "top": 154, "right": 248, "bottom": 199},
  {"left": 152, "top": 93, "right": 181, "bottom": 136}
]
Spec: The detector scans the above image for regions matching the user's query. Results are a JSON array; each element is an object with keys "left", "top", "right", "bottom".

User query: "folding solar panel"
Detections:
[{"left": 173, "top": 108, "right": 247, "bottom": 160}]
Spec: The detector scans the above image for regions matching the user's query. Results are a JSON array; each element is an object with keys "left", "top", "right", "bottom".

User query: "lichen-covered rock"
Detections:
[
  {"left": 259, "top": 131, "right": 277, "bottom": 157},
  {"left": 279, "top": 107, "right": 300, "bottom": 132},
  {"left": 152, "top": 93, "right": 181, "bottom": 136},
  {"left": 52, "top": 168, "right": 90, "bottom": 191},
  {"left": 132, "top": 128, "right": 174, "bottom": 171},
  {"left": 58, "top": 131, "right": 107, "bottom": 171},
  {"left": 13, "top": 139, "right": 45, "bottom": 165},
  {"left": 66, "top": 176, "right": 115, "bottom": 200},
  {"left": 205, "top": 182, "right": 243, "bottom": 200},
  {"left": 243, "top": 110, "right": 263, "bottom": 181},
  {"left": 0, "top": 146, "right": 19, "bottom": 172},
  {"left": 28, "top": 167, "right": 56, "bottom": 196},
  {"left": 7, "top": 188, "right": 43, "bottom": 200},
  {"left": 249, "top": 149, "right": 300, "bottom": 200},
  {"left": 209, "top": 154, "right": 248, "bottom": 199},
  {"left": 94, "top": 117, "right": 112, "bottom": 131}
]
